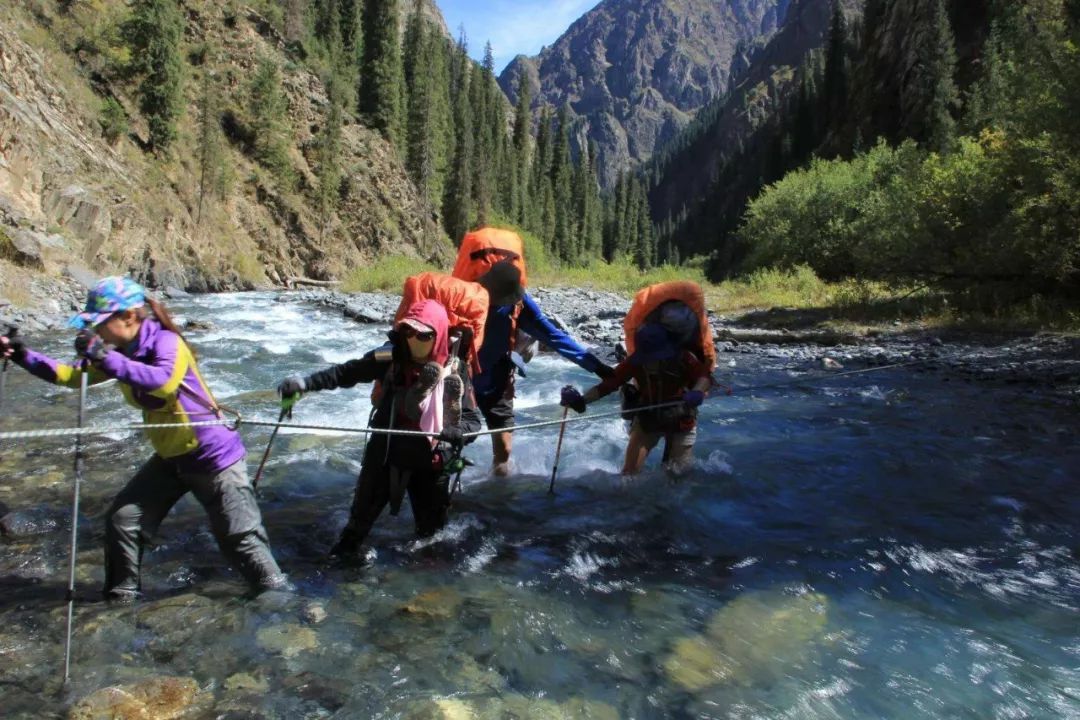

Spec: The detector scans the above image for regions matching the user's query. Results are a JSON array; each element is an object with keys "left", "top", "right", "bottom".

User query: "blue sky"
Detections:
[{"left": 437, "top": 0, "right": 600, "bottom": 74}]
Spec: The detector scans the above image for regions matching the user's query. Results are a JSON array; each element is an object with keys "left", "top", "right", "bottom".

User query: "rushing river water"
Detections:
[{"left": 0, "top": 291, "right": 1077, "bottom": 718}]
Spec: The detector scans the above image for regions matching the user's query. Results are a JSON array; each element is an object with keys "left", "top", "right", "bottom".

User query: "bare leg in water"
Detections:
[{"left": 492, "top": 431, "right": 512, "bottom": 477}]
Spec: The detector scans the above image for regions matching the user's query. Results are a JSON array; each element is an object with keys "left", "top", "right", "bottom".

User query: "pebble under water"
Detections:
[{"left": 0, "top": 291, "right": 1077, "bottom": 718}]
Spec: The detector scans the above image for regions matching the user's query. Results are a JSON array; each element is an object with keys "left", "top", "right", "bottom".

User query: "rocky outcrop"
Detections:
[
  {"left": 498, "top": 0, "right": 789, "bottom": 188},
  {"left": 0, "top": 0, "right": 451, "bottom": 307}
]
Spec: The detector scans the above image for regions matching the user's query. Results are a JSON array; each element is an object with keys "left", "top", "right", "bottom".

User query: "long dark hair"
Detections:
[{"left": 142, "top": 297, "right": 197, "bottom": 359}]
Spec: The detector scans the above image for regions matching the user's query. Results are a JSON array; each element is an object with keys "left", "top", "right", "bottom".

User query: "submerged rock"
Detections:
[
  {"left": 404, "top": 694, "right": 617, "bottom": 720},
  {"left": 400, "top": 587, "right": 463, "bottom": 620},
  {"left": 0, "top": 509, "right": 59, "bottom": 538},
  {"left": 223, "top": 672, "right": 269, "bottom": 693},
  {"left": 664, "top": 590, "right": 829, "bottom": 692},
  {"left": 301, "top": 601, "right": 328, "bottom": 624},
  {"left": 256, "top": 623, "right": 318, "bottom": 658},
  {"left": 68, "top": 676, "right": 201, "bottom": 720}
]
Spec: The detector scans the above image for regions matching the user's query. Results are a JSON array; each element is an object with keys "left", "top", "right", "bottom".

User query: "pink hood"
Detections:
[{"left": 398, "top": 299, "right": 450, "bottom": 365}]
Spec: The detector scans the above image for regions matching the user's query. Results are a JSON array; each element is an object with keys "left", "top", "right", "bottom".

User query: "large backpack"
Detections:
[
  {"left": 396, "top": 272, "right": 490, "bottom": 374},
  {"left": 624, "top": 281, "right": 715, "bottom": 371},
  {"left": 452, "top": 227, "right": 529, "bottom": 288}
]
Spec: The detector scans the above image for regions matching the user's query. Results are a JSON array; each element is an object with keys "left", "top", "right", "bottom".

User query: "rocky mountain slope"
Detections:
[
  {"left": 498, "top": 0, "right": 790, "bottom": 188},
  {"left": 0, "top": 0, "right": 450, "bottom": 308}
]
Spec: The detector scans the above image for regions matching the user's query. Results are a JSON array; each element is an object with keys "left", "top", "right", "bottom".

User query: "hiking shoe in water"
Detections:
[
  {"left": 404, "top": 361, "right": 443, "bottom": 421},
  {"left": 104, "top": 588, "right": 141, "bottom": 604}
]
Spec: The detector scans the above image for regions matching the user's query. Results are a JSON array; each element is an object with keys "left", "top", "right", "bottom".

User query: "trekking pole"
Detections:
[
  {"left": 62, "top": 368, "right": 89, "bottom": 685},
  {"left": 0, "top": 326, "right": 17, "bottom": 413},
  {"left": 253, "top": 405, "right": 291, "bottom": 490},
  {"left": 548, "top": 407, "right": 570, "bottom": 495}
]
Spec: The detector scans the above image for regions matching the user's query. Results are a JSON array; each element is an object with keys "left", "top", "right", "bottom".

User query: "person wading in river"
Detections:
[
  {"left": 559, "top": 281, "right": 717, "bottom": 475},
  {"left": 0, "top": 277, "right": 288, "bottom": 600},
  {"left": 452, "top": 227, "right": 614, "bottom": 476},
  {"left": 277, "top": 299, "right": 481, "bottom": 557}
]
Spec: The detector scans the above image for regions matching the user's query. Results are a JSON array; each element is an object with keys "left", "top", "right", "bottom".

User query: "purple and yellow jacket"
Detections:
[{"left": 16, "top": 318, "right": 245, "bottom": 474}]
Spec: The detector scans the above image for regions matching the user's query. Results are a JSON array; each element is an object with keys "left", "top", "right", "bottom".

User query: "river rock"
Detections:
[
  {"left": 0, "top": 509, "right": 59, "bottom": 537},
  {"left": 68, "top": 676, "right": 201, "bottom": 720},
  {"left": 400, "top": 587, "right": 463, "bottom": 620},
  {"left": 664, "top": 590, "right": 829, "bottom": 692},
  {"left": 224, "top": 672, "right": 270, "bottom": 693},
  {"left": 256, "top": 622, "right": 318, "bottom": 657},
  {"left": 404, "top": 697, "right": 477, "bottom": 720},
  {"left": 302, "top": 601, "right": 328, "bottom": 624}
]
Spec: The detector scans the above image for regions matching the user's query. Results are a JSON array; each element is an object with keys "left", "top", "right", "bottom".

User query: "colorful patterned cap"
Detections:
[{"left": 67, "top": 276, "right": 147, "bottom": 330}]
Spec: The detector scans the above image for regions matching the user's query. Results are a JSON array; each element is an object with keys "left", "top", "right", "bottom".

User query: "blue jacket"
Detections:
[{"left": 473, "top": 292, "right": 601, "bottom": 397}]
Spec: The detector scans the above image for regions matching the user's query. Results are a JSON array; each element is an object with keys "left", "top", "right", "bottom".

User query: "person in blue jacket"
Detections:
[{"left": 472, "top": 260, "right": 614, "bottom": 476}]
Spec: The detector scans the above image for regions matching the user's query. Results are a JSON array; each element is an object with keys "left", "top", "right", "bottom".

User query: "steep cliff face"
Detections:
[
  {"left": 499, "top": 0, "right": 789, "bottom": 188},
  {"left": 0, "top": 0, "right": 450, "bottom": 300},
  {"left": 648, "top": 0, "right": 856, "bottom": 227}
]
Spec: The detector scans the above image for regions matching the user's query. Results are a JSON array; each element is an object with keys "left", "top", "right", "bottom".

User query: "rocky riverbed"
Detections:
[
  {"left": 289, "top": 287, "right": 1080, "bottom": 396},
  {"left": 4, "top": 282, "right": 1078, "bottom": 395}
]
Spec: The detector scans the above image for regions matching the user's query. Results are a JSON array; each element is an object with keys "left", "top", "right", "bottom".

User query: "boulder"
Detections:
[
  {"left": 255, "top": 622, "right": 318, "bottom": 658},
  {"left": 68, "top": 676, "right": 202, "bottom": 720},
  {"left": 400, "top": 587, "right": 463, "bottom": 620},
  {"left": 0, "top": 509, "right": 59, "bottom": 538},
  {"left": 664, "top": 591, "right": 829, "bottom": 692},
  {"left": 43, "top": 185, "right": 112, "bottom": 247},
  {"left": 0, "top": 228, "right": 45, "bottom": 269}
]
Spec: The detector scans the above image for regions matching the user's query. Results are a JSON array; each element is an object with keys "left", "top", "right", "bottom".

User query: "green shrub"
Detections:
[
  {"left": 342, "top": 254, "right": 440, "bottom": 292},
  {"left": 99, "top": 97, "right": 128, "bottom": 144}
]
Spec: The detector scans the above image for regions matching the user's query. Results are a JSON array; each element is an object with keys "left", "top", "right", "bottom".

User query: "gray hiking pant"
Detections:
[{"left": 103, "top": 456, "right": 285, "bottom": 596}]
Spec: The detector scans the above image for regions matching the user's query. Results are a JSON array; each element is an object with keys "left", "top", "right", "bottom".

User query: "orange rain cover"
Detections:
[
  {"left": 624, "top": 281, "right": 716, "bottom": 371},
  {"left": 396, "top": 272, "right": 490, "bottom": 373},
  {"left": 451, "top": 227, "right": 529, "bottom": 288}
]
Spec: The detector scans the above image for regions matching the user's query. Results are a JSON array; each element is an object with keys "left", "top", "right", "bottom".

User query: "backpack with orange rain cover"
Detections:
[
  {"left": 452, "top": 227, "right": 528, "bottom": 349},
  {"left": 452, "top": 227, "right": 529, "bottom": 287},
  {"left": 623, "top": 281, "right": 716, "bottom": 371},
  {"left": 395, "top": 272, "right": 490, "bottom": 375}
]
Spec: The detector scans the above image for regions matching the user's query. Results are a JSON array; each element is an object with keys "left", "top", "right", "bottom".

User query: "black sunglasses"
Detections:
[{"left": 404, "top": 328, "right": 435, "bottom": 342}]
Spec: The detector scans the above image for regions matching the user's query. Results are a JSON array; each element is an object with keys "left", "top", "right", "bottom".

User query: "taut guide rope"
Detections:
[{"left": 0, "top": 353, "right": 960, "bottom": 444}]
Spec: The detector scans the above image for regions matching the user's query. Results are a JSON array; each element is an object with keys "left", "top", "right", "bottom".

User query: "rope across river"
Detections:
[{"left": 0, "top": 352, "right": 959, "bottom": 443}]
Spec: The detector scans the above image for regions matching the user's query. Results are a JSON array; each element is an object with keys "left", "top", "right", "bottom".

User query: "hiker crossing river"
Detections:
[{"left": 0, "top": 290, "right": 1077, "bottom": 717}]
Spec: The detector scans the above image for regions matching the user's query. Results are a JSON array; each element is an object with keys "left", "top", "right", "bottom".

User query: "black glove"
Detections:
[
  {"left": 0, "top": 330, "right": 24, "bottom": 361},
  {"left": 74, "top": 331, "right": 111, "bottom": 363},
  {"left": 276, "top": 375, "right": 306, "bottom": 410},
  {"left": 560, "top": 385, "right": 587, "bottom": 414},
  {"left": 438, "top": 426, "right": 465, "bottom": 449}
]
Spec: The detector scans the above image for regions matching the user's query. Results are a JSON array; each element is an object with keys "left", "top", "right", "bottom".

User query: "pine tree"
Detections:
[
  {"left": 922, "top": 0, "right": 959, "bottom": 153},
  {"left": 316, "top": 71, "right": 345, "bottom": 240},
  {"left": 469, "top": 61, "right": 492, "bottom": 226},
  {"left": 512, "top": 68, "right": 533, "bottom": 225},
  {"left": 360, "top": 0, "right": 403, "bottom": 145},
  {"left": 443, "top": 37, "right": 473, "bottom": 243},
  {"left": 249, "top": 57, "right": 294, "bottom": 186},
  {"left": 550, "top": 105, "right": 574, "bottom": 260},
  {"left": 196, "top": 69, "right": 226, "bottom": 225},
  {"left": 822, "top": 0, "right": 849, "bottom": 129},
  {"left": 126, "top": 0, "right": 184, "bottom": 152},
  {"left": 339, "top": 0, "right": 359, "bottom": 63},
  {"left": 405, "top": 20, "right": 435, "bottom": 198}
]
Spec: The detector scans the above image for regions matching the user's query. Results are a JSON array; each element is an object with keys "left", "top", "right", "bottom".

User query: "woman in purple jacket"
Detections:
[{"left": 0, "top": 277, "right": 286, "bottom": 599}]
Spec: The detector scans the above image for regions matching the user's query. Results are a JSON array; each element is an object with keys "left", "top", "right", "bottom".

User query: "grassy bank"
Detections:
[{"left": 341, "top": 248, "right": 1079, "bottom": 332}]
